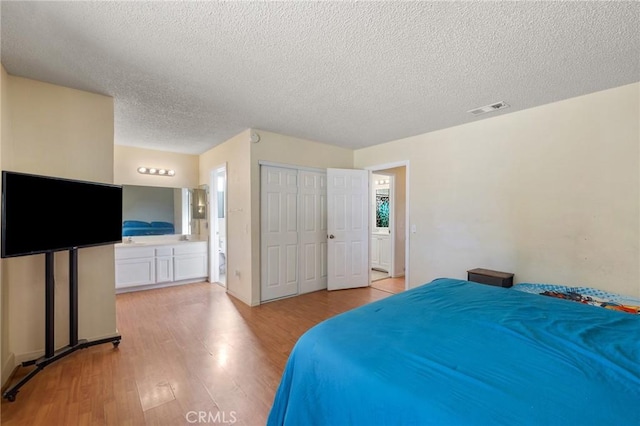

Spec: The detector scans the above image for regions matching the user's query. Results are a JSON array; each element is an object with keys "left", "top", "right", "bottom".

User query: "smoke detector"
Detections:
[{"left": 467, "top": 101, "right": 510, "bottom": 116}]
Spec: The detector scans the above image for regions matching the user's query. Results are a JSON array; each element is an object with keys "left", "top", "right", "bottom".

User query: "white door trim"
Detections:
[
  {"left": 364, "top": 160, "right": 409, "bottom": 172},
  {"left": 259, "top": 160, "right": 326, "bottom": 174},
  {"left": 372, "top": 171, "right": 395, "bottom": 276}
]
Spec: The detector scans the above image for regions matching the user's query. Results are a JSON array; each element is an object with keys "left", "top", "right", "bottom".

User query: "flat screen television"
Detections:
[{"left": 1, "top": 171, "right": 123, "bottom": 258}]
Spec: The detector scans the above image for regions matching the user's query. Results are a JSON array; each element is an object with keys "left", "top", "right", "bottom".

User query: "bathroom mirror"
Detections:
[{"left": 122, "top": 185, "right": 204, "bottom": 237}]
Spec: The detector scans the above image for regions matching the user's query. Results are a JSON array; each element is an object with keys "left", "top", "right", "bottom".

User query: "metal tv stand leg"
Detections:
[{"left": 2, "top": 249, "right": 121, "bottom": 402}]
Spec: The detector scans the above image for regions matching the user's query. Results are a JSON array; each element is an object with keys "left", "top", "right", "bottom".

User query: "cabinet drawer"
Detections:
[
  {"left": 173, "top": 242, "right": 207, "bottom": 255},
  {"left": 155, "top": 247, "right": 173, "bottom": 257},
  {"left": 115, "top": 247, "right": 155, "bottom": 260}
]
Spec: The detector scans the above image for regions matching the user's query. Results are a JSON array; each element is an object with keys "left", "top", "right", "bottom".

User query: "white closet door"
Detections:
[
  {"left": 298, "top": 170, "right": 327, "bottom": 294},
  {"left": 261, "top": 166, "right": 299, "bottom": 302}
]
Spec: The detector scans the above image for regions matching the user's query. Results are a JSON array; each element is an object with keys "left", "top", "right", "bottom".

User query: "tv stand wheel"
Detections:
[
  {"left": 6, "top": 393, "right": 16, "bottom": 402},
  {"left": 112, "top": 340, "right": 120, "bottom": 348}
]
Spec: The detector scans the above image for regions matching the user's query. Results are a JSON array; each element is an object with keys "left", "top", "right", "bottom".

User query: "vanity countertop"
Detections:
[{"left": 115, "top": 239, "right": 206, "bottom": 248}]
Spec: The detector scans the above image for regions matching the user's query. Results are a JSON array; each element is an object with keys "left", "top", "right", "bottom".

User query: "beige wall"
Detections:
[
  {"left": 1, "top": 75, "right": 118, "bottom": 366},
  {"left": 249, "top": 130, "right": 354, "bottom": 305},
  {"left": 0, "top": 64, "right": 10, "bottom": 384},
  {"left": 355, "top": 82, "right": 640, "bottom": 298},
  {"left": 199, "top": 129, "right": 252, "bottom": 305},
  {"left": 114, "top": 145, "right": 199, "bottom": 188},
  {"left": 200, "top": 129, "right": 354, "bottom": 305}
]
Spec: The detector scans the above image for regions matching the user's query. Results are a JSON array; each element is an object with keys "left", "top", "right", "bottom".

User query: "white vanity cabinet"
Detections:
[
  {"left": 173, "top": 242, "right": 208, "bottom": 281},
  {"left": 115, "top": 247, "right": 156, "bottom": 288},
  {"left": 371, "top": 233, "right": 391, "bottom": 272},
  {"left": 115, "top": 241, "right": 208, "bottom": 292}
]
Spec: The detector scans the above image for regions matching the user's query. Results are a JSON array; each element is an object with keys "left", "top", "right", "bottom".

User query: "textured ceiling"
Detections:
[{"left": 1, "top": 1, "right": 639, "bottom": 155}]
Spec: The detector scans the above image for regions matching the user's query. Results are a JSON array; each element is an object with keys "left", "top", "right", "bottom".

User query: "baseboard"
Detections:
[
  {"left": 15, "top": 349, "right": 43, "bottom": 365},
  {"left": 226, "top": 289, "right": 254, "bottom": 306},
  {"left": 1, "top": 351, "right": 15, "bottom": 389},
  {"left": 14, "top": 331, "right": 122, "bottom": 365},
  {"left": 115, "top": 278, "right": 207, "bottom": 294},
  {"left": 87, "top": 331, "right": 122, "bottom": 343}
]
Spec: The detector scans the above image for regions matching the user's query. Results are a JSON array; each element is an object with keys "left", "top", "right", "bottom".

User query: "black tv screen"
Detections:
[{"left": 1, "top": 171, "right": 123, "bottom": 258}]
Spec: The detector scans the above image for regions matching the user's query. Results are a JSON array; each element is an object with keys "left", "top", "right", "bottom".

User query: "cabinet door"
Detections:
[
  {"left": 371, "top": 236, "right": 380, "bottom": 267},
  {"left": 116, "top": 257, "right": 155, "bottom": 288},
  {"left": 174, "top": 254, "right": 208, "bottom": 281},
  {"left": 156, "top": 256, "right": 174, "bottom": 283},
  {"left": 379, "top": 235, "right": 391, "bottom": 271}
]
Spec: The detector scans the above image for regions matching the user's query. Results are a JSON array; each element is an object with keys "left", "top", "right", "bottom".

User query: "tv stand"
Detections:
[{"left": 2, "top": 249, "right": 121, "bottom": 402}]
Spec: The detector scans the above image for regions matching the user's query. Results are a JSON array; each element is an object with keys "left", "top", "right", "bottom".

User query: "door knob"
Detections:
[{"left": 329, "top": 234, "right": 335, "bottom": 239}]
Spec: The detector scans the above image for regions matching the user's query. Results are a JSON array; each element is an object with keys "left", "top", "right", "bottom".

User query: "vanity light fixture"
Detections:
[{"left": 137, "top": 166, "right": 175, "bottom": 177}]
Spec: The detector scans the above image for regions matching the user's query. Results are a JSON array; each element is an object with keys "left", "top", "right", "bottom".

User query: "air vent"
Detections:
[{"left": 467, "top": 101, "right": 510, "bottom": 116}]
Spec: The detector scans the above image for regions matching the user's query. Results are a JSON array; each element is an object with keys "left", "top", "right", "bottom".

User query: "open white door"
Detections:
[{"left": 327, "top": 168, "right": 369, "bottom": 290}]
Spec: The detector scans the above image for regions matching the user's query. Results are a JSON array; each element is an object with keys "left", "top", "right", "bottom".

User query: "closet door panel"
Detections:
[
  {"left": 299, "top": 170, "right": 328, "bottom": 294},
  {"left": 261, "top": 166, "right": 299, "bottom": 302}
]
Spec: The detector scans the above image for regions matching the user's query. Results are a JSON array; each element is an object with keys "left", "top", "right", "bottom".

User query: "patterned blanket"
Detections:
[{"left": 513, "top": 283, "right": 640, "bottom": 314}]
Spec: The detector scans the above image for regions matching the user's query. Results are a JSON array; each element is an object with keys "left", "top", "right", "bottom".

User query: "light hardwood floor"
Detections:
[
  {"left": 0, "top": 283, "right": 391, "bottom": 426},
  {"left": 371, "top": 277, "right": 406, "bottom": 294}
]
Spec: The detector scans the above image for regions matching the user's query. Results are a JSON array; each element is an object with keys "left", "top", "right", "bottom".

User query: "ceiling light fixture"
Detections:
[{"left": 137, "top": 167, "right": 175, "bottom": 177}]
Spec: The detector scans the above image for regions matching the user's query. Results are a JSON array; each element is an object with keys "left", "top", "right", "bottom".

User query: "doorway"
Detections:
[
  {"left": 371, "top": 172, "right": 392, "bottom": 282},
  {"left": 367, "top": 163, "right": 408, "bottom": 294},
  {"left": 209, "top": 164, "right": 227, "bottom": 287}
]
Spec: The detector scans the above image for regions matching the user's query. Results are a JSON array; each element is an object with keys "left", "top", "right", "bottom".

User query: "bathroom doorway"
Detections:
[
  {"left": 209, "top": 164, "right": 227, "bottom": 287},
  {"left": 367, "top": 163, "right": 408, "bottom": 294}
]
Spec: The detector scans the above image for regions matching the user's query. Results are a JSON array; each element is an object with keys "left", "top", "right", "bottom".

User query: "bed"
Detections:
[{"left": 267, "top": 278, "right": 640, "bottom": 425}]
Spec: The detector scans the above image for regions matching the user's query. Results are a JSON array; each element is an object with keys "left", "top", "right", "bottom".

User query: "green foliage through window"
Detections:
[{"left": 376, "top": 195, "right": 389, "bottom": 228}]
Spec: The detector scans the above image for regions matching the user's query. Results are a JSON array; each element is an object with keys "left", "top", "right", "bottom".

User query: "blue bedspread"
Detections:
[
  {"left": 122, "top": 220, "right": 175, "bottom": 236},
  {"left": 267, "top": 278, "right": 640, "bottom": 425}
]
